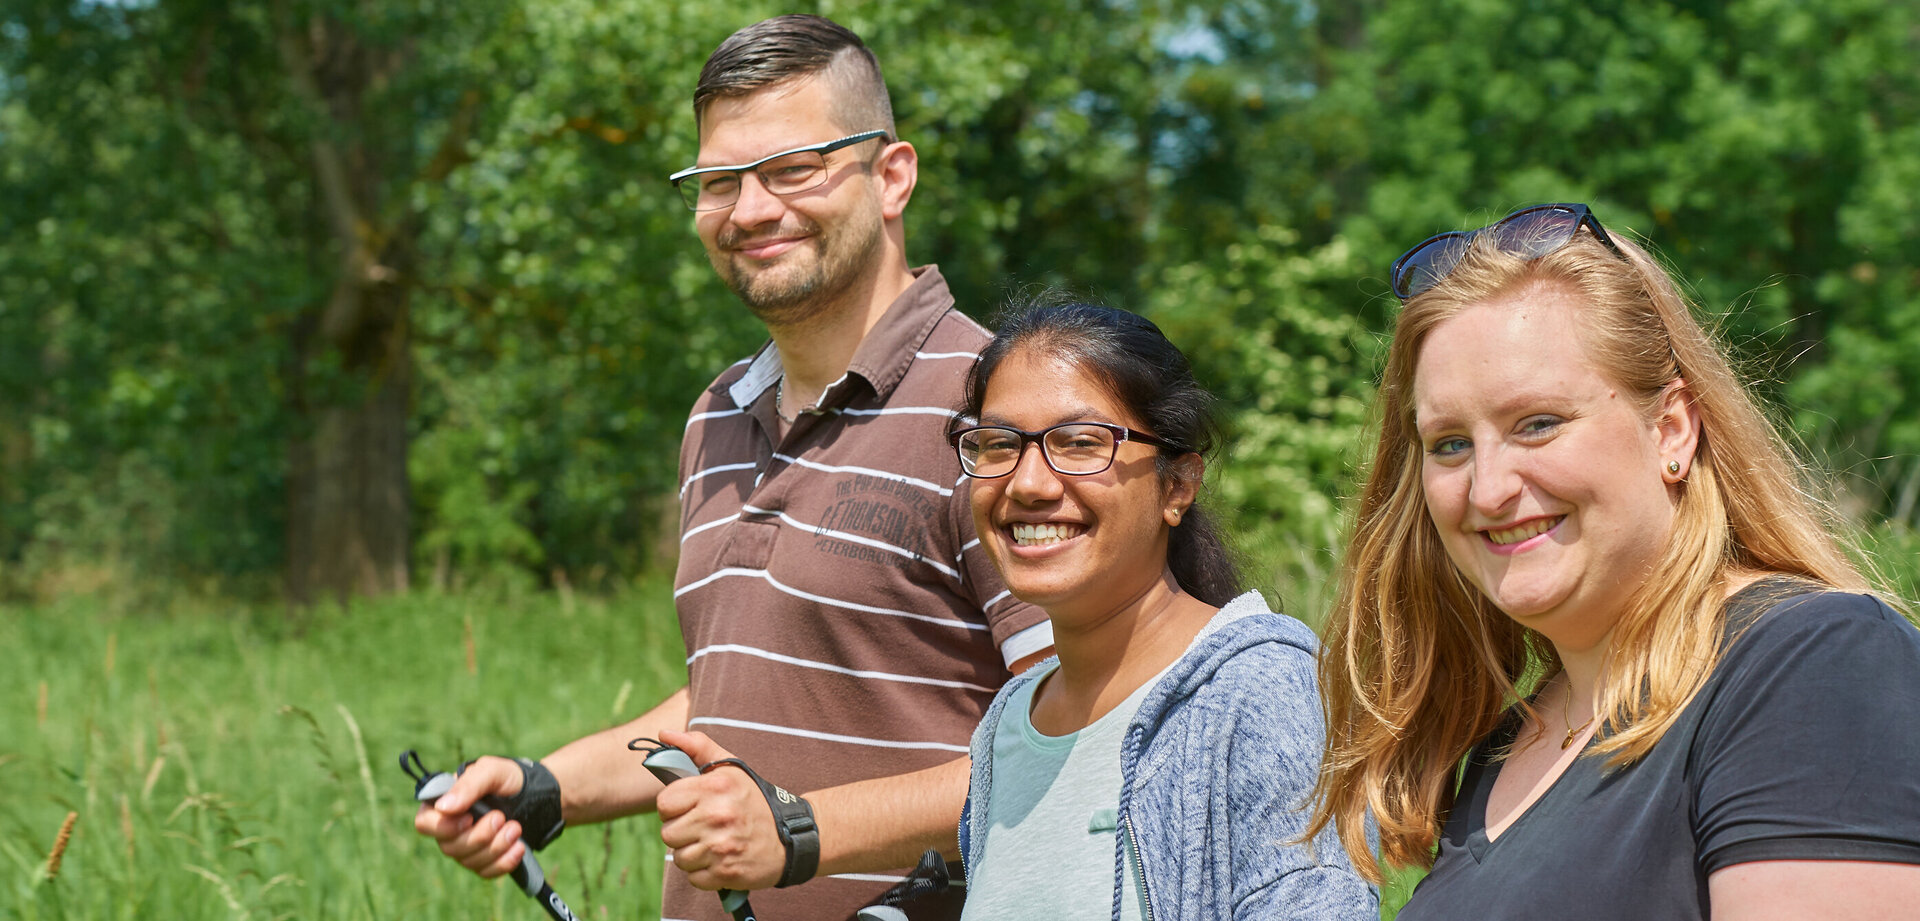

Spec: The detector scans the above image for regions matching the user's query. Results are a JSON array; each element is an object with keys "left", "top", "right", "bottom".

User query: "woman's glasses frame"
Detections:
[{"left": 948, "top": 422, "right": 1176, "bottom": 479}]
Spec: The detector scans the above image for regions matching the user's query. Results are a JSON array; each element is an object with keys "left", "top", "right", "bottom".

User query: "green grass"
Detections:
[
  {"left": 2, "top": 578, "right": 686, "bottom": 919},
  {"left": 28, "top": 525, "right": 1913, "bottom": 919},
  {"left": 4, "top": 573, "right": 1422, "bottom": 919},
  {"left": 1860, "top": 524, "right": 1920, "bottom": 607}
]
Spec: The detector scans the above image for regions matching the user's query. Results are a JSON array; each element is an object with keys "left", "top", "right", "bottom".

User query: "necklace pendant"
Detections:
[{"left": 1560, "top": 728, "right": 1579, "bottom": 750}]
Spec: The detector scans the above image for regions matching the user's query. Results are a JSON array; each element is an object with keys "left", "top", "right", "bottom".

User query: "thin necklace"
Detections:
[
  {"left": 774, "top": 376, "right": 798, "bottom": 424},
  {"left": 1561, "top": 676, "right": 1594, "bottom": 750}
]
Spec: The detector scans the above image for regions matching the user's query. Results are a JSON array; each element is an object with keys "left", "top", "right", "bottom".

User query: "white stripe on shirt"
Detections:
[
  {"left": 680, "top": 508, "right": 959, "bottom": 578},
  {"left": 999, "top": 621, "right": 1055, "bottom": 669},
  {"left": 674, "top": 568, "right": 990, "bottom": 631},
  {"left": 772, "top": 454, "right": 954, "bottom": 497},
  {"left": 686, "top": 644, "right": 998, "bottom": 692},
  {"left": 680, "top": 461, "right": 758, "bottom": 498},
  {"left": 680, "top": 514, "right": 737, "bottom": 545},
  {"left": 685, "top": 716, "right": 971, "bottom": 753},
  {"left": 684, "top": 408, "right": 745, "bottom": 431},
  {"left": 735, "top": 506, "right": 963, "bottom": 580},
  {"left": 839, "top": 406, "right": 966, "bottom": 419}
]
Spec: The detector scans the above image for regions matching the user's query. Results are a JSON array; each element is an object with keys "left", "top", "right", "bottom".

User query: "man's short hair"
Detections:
[{"left": 693, "top": 14, "right": 897, "bottom": 138}]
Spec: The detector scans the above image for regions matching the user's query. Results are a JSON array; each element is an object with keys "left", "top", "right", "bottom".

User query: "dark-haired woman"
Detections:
[
  {"left": 954, "top": 298, "right": 1375, "bottom": 920},
  {"left": 1310, "top": 204, "right": 1920, "bottom": 919}
]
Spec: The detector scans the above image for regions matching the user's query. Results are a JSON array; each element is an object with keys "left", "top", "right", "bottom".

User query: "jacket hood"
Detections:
[
  {"left": 961, "top": 589, "right": 1360, "bottom": 915},
  {"left": 1130, "top": 590, "right": 1319, "bottom": 733}
]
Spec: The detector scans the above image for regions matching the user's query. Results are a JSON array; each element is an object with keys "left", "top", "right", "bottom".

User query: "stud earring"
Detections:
[{"left": 1666, "top": 460, "right": 1681, "bottom": 475}]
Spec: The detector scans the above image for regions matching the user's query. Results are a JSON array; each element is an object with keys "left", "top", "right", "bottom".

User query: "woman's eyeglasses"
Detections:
[
  {"left": 948, "top": 422, "right": 1176, "bottom": 479},
  {"left": 1389, "top": 203, "right": 1625, "bottom": 300}
]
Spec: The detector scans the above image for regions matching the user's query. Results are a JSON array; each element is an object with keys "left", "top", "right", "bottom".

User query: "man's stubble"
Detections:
[{"left": 712, "top": 198, "right": 886, "bottom": 328}]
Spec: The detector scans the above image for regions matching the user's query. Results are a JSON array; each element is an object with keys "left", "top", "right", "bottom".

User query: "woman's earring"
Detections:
[
  {"left": 1167, "top": 508, "right": 1183, "bottom": 525},
  {"left": 1666, "top": 460, "right": 1681, "bottom": 475}
]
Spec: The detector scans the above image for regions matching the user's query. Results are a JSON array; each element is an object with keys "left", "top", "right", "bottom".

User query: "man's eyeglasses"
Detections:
[
  {"left": 948, "top": 422, "right": 1177, "bottom": 479},
  {"left": 1389, "top": 203, "right": 1625, "bottom": 300},
  {"left": 669, "top": 130, "right": 891, "bottom": 212}
]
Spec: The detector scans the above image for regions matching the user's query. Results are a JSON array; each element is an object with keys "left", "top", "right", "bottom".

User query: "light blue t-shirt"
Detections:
[{"left": 960, "top": 663, "right": 1165, "bottom": 920}]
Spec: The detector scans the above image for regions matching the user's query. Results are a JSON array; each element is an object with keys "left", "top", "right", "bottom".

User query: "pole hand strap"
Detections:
[
  {"left": 701, "top": 757, "right": 820, "bottom": 888},
  {"left": 460, "top": 756, "right": 566, "bottom": 851},
  {"left": 405, "top": 750, "right": 577, "bottom": 921}
]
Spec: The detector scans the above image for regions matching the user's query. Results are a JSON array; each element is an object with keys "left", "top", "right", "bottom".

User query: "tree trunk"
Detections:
[
  {"left": 286, "top": 278, "right": 411, "bottom": 605},
  {"left": 274, "top": 8, "right": 416, "bottom": 606}
]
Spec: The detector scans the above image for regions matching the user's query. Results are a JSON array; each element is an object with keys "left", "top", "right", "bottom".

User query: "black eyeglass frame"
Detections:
[
  {"left": 947, "top": 422, "right": 1179, "bottom": 479},
  {"left": 1389, "top": 203, "right": 1625, "bottom": 301},
  {"left": 669, "top": 130, "right": 892, "bottom": 212}
]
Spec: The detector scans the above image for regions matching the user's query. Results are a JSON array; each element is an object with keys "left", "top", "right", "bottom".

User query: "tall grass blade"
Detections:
[{"left": 335, "top": 704, "right": 392, "bottom": 850}]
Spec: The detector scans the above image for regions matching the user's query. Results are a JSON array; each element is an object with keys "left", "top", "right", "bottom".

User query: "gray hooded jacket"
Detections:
[{"left": 960, "top": 591, "right": 1377, "bottom": 920}]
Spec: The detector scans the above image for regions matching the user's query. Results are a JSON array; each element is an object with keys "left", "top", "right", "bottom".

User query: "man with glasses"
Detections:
[{"left": 414, "top": 15, "right": 1050, "bottom": 921}]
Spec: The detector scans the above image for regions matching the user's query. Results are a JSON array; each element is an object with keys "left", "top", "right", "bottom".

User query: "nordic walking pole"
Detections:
[
  {"left": 632, "top": 739, "right": 952, "bottom": 921},
  {"left": 630, "top": 739, "right": 759, "bottom": 921},
  {"left": 401, "top": 750, "right": 580, "bottom": 921}
]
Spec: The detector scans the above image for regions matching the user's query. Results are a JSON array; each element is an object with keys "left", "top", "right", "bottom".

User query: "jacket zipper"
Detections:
[{"left": 1122, "top": 813, "right": 1157, "bottom": 921}]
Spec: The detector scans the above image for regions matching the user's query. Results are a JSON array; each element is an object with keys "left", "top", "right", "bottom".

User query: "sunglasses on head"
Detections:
[{"left": 1389, "top": 203, "right": 1626, "bottom": 300}]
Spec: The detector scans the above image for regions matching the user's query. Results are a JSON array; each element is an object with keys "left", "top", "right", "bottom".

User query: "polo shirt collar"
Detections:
[{"left": 723, "top": 265, "right": 954, "bottom": 410}]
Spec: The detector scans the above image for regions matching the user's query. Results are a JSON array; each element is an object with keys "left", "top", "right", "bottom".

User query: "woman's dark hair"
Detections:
[{"left": 962, "top": 294, "right": 1242, "bottom": 606}]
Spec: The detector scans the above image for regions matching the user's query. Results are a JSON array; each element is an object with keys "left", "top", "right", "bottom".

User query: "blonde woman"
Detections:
[{"left": 1311, "top": 204, "right": 1920, "bottom": 919}]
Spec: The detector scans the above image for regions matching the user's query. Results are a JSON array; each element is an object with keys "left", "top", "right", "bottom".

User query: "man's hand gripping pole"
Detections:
[
  {"left": 401, "top": 750, "right": 579, "bottom": 921},
  {"left": 631, "top": 738, "right": 760, "bottom": 921},
  {"left": 635, "top": 738, "right": 950, "bottom": 921}
]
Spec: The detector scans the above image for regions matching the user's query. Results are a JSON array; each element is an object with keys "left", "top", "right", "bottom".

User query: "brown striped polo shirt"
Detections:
[{"left": 667, "top": 265, "right": 1050, "bottom": 921}]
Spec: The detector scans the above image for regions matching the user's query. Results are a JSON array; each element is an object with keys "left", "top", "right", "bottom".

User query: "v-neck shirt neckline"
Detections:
[{"left": 1396, "top": 577, "right": 1920, "bottom": 921}]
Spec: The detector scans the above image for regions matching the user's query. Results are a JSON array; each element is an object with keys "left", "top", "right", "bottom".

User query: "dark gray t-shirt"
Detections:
[{"left": 1399, "top": 582, "right": 1920, "bottom": 920}]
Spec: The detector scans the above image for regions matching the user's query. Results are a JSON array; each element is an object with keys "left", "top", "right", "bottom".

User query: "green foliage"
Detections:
[
  {"left": 411, "top": 421, "right": 546, "bottom": 591},
  {"left": 4, "top": 4, "right": 1915, "bottom": 914},
  {"left": 1307, "top": 0, "right": 1920, "bottom": 521},
  {"left": 1148, "top": 226, "right": 1378, "bottom": 619},
  {"left": 2, "top": 0, "right": 1914, "bottom": 601},
  {"left": 0, "top": 583, "right": 687, "bottom": 918},
  {"left": 404, "top": 0, "right": 768, "bottom": 582},
  {"left": 1859, "top": 524, "right": 1920, "bottom": 609},
  {"left": 0, "top": 0, "right": 296, "bottom": 584}
]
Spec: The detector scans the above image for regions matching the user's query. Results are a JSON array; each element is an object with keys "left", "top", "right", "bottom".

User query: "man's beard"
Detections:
[{"left": 713, "top": 212, "right": 884, "bottom": 327}]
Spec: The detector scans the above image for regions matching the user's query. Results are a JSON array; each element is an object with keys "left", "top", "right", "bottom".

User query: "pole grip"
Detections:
[
  {"left": 402, "top": 750, "right": 581, "bottom": 921},
  {"left": 630, "top": 740, "right": 757, "bottom": 921}
]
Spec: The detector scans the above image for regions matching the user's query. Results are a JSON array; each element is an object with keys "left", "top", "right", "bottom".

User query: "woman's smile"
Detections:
[
  {"left": 1481, "top": 515, "right": 1564, "bottom": 552},
  {"left": 969, "top": 349, "right": 1180, "bottom": 619},
  {"left": 1414, "top": 282, "right": 1687, "bottom": 640},
  {"left": 1009, "top": 521, "right": 1088, "bottom": 547}
]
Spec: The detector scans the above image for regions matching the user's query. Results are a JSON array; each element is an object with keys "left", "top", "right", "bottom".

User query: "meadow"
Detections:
[
  {"left": 3, "top": 580, "right": 687, "bottom": 919},
  {"left": 10, "top": 523, "right": 1916, "bottom": 918},
  {"left": 5, "top": 576, "right": 1427, "bottom": 920}
]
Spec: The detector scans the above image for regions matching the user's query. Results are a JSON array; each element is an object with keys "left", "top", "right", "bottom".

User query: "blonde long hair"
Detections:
[{"left": 1309, "top": 229, "right": 1870, "bottom": 881}]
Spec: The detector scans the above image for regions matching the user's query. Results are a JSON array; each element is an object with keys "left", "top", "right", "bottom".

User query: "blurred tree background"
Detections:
[{"left": 3, "top": 0, "right": 1916, "bottom": 611}]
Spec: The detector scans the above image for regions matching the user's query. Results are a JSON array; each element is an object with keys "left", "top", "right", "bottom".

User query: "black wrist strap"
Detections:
[
  {"left": 511, "top": 758, "right": 566, "bottom": 851},
  {"left": 701, "top": 757, "right": 819, "bottom": 888},
  {"left": 465, "top": 757, "right": 566, "bottom": 851}
]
